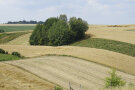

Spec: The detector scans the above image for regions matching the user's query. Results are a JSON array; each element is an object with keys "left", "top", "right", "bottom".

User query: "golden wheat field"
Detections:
[
  {"left": 87, "top": 25, "right": 135, "bottom": 44},
  {"left": 0, "top": 24, "right": 135, "bottom": 90},
  {"left": 5, "top": 56, "right": 135, "bottom": 90}
]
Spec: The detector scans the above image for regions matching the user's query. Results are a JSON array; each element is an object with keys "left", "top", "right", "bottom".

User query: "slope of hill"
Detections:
[
  {"left": 0, "top": 63, "right": 55, "bottom": 90},
  {"left": 1, "top": 45, "right": 135, "bottom": 76},
  {"left": 5, "top": 56, "right": 135, "bottom": 90},
  {"left": 87, "top": 25, "right": 135, "bottom": 44}
]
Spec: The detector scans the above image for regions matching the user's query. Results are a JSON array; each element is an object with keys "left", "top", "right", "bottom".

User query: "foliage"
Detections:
[
  {"left": 69, "top": 17, "right": 88, "bottom": 40},
  {"left": 0, "top": 32, "right": 29, "bottom": 44},
  {"left": 0, "top": 54, "right": 20, "bottom": 61},
  {"left": 30, "top": 14, "right": 88, "bottom": 46},
  {"left": 48, "top": 20, "right": 74, "bottom": 46},
  {"left": 7, "top": 20, "right": 44, "bottom": 24},
  {"left": 0, "top": 29, "right": 5, "bottom": 33},
  {"left": 0, "top": 48, "right": 7, "bottom": 54},
  {"left": 71, "top": 38, "right": 135, "bottom": 57},
  {"left": 55, "top": 86, "right": 63, "bottom": 90},
  {"left": 105, "top": 69, "right": 126, "bottom": 88},
  {"left": 12, "top": 52, "right": 21, "bottom": 57},
  {"left": 0, "top": 26, "right": 35, "bottom": 32},
  {"left": 59, "top": 14, "right": 68, "bottom": 22}
]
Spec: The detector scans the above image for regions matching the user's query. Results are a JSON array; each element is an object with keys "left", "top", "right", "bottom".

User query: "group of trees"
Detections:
[
  {"left": 7, "top": 20, "right": 44, "bottom": 24},
  {"left": 29, "top": 14, "right": 88, "bottom": 46}
]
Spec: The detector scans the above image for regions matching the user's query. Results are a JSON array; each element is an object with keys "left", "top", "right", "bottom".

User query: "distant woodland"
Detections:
[{"left": 6, "top": 20, "right": 44, "bottom": 24}]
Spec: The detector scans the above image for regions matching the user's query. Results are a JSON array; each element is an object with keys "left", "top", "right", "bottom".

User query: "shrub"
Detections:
[
  {"left": 0, "top": 29, "right": 5, "bottom": 33},
  {"left": 12, "top": 52, "right": 21, "bottom": 57},
  {"left": 105, "top": 69, "right": 126, "bottom": 88},
  {"left": 0, "top": 48, "right": 6, "bottom": 54},
  {"left": 55, "top": 86, "right": 63, "bottom": 90}
]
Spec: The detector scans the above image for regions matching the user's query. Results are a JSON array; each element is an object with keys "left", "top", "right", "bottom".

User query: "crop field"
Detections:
[
  {"left": 71, "top": 38, "right": 135, "bottom": 57},
  {"left": 0, "top": 24, "right": 35, "bottom": 32},
  {"left": 0, "top": 63, "right": 55, "bottom": 90},
  {"left": 0, "top": 31, "right": 31, "bottom": 44},
  {"left": 0, "top": 24, "right": 135, "bottom": 90},
  {"left": 5, "top": 56, "right": 135, "bottom": 90},
  {"left": 87, "top": 25, "right": 135, "bottom": 44}
]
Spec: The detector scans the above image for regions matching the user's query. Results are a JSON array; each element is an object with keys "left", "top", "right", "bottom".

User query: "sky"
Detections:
[{"left": 0, "top": 0, "right": 135, "bottom": 24}]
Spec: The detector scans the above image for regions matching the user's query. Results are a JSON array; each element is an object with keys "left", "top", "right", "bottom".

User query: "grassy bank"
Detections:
[
  {"left": 0, "top": 32, "right": 30, "bottom": 44},
  {"left": 71, "top": 38, "right": 135, "bottom": 57},
  {"left": 0, "top": 26, "right": 35, "bottom": 32},
  {"left": 0, "top": 54, "right": 20, "bottom": 61}
]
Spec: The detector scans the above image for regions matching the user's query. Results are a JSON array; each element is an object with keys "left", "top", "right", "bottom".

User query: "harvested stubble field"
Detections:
[
  {"left": 1, "top": 24, "right": 135, "bottom": 90},
  {"left": 87, "top": 24, "right": 135, "bottom": 44},
  {"left": 5, "top": 56, "right": 135, "bottom": 90},
  {"left": 0, "top": 63, "right": 55, "bottom": 90},
  {"left": 1, "top": 45, "right": 135, "bottom": 76}
]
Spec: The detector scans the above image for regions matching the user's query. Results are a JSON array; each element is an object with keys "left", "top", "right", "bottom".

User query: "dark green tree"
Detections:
[
  {"left": 59, "top": 14, "right": 68, "bottom": 22},
  {"left": 69, "top": 17, "right": 88, "bottom": 40},
  {"left": 48, "top": 20, "right": 74, "bottom": 46}
]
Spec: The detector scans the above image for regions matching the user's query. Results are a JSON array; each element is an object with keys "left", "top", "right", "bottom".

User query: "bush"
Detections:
[
  {"left": 55, "top": 86, "right": 63, "bottom": 90},
  {"left": 12, "top": 52, "right": 21, "bottom": 57},
  {"left": 29, "top": 14, "right": 88, "bottom": 46},
  {"left": 0, "top": 48, "right": 6, "bottom": 54},
  {"left": 105, "top": 69, "right": 126, "bottom": 88}
]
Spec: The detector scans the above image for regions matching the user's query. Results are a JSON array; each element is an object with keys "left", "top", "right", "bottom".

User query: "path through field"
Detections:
[{"left": 5, "top": 56, "right": 135, "bottom": 90}]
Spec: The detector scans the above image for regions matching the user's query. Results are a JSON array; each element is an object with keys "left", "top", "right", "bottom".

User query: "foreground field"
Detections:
[
  {"left": 1, "top": 45, "right": 135, "bottom": 76},
  {"left": 0, "top": 63, "right": 55, "bottom": 90},
  {"left": 87, "top": 25, "right": 135, "bottom": 44},
  {"left": 5, "top": 56, "right": 135, "bottom": 90}
]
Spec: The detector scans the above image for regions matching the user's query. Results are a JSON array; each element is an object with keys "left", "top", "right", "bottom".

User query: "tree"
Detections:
[
  {"left": 48, "top": 20, "right": 74, "bottom": 46},
  {"left": 69, "top": 17, "right": 88, "bottom": 40},
  {"left": 29, "top": 24, "right": 43, "bottom": 45},
  {"left": 59, "top": 14, "right": 68, "bottom": 22}
]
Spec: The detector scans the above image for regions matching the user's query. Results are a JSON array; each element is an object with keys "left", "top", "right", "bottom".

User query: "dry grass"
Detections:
[
  {"left": 6, "top": 33, "right": 31, "bottom": 45},
  {"left": 1, "top": 45, "right": 135, "bottom": 76},
  {"left": 0, "top": 63, "right": 55, "bottom": 90},
  {"left": 87, "top": 24, "right": 135, "bottom": 44},
  {"left": 5, "top": 56, "right": 135, "bottom": 90}
]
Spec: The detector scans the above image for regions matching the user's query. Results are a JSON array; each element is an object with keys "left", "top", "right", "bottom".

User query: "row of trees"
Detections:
[
  {"left": 29, "top": 14, "right": 88, "bottom": 46},
  {"left": 7, "top": 20, "right": 44, "bottom": 24}
]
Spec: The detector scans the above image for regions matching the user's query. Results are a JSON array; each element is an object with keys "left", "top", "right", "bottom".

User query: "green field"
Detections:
[
  {"left": 0, "top": 32, "right": 30, "bottom": 44},
  {"left": 0, "top": 26, "right": 35, "bottom": 32},
  {"left": 127, "top": 30, "right": 135, "bottom": 32},
  {"left": 71, "top": 38, "right": 135, "bottom": 57},
  {"left": 0, "top": 54, "right": 20, "bottom": 61}
]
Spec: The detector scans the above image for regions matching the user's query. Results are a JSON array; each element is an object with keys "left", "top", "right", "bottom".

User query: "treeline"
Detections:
[
  {"left": 30, "top": 14, "right": 88, "bottom": 46},
  {"left": 7, "top": 20, "right": 44, "bottom": 24}
]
